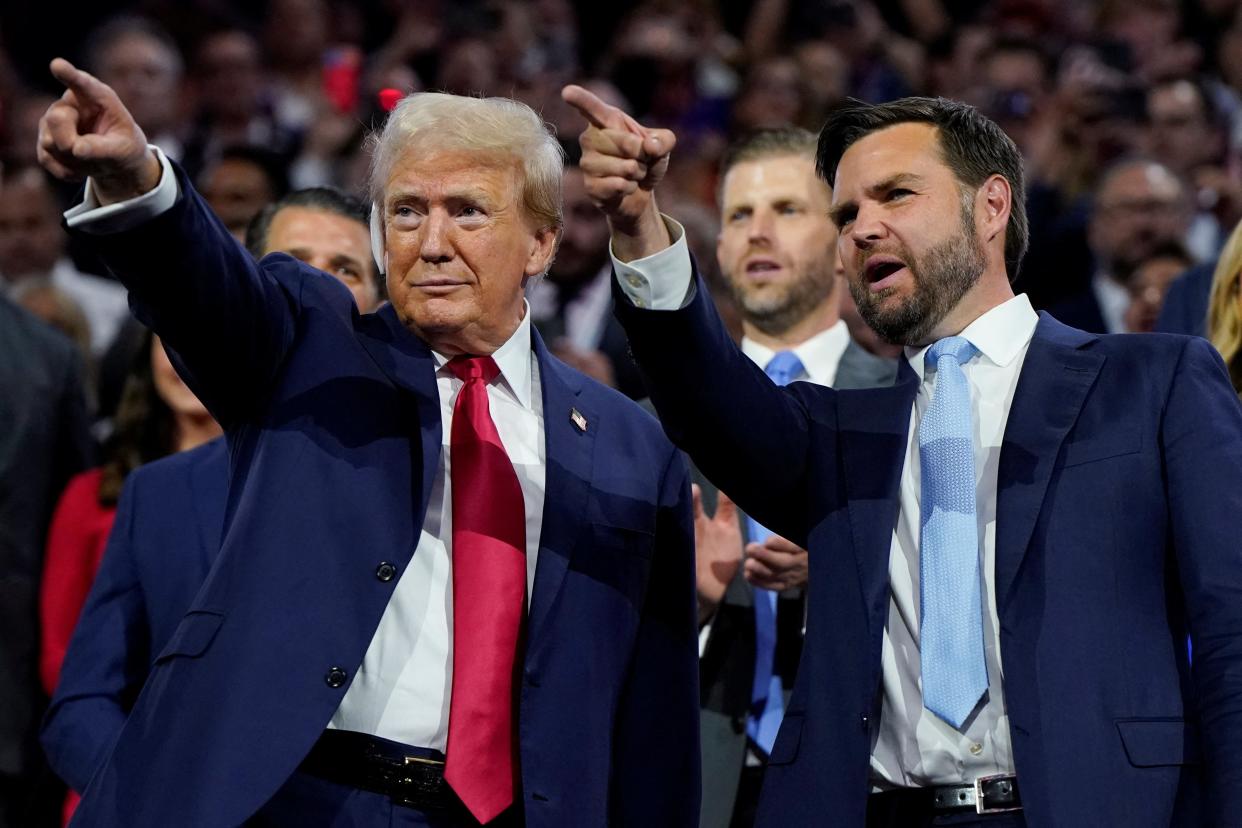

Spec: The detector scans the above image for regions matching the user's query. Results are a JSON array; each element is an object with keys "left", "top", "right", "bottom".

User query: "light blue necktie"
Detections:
[
  {"left": 747, "top": 350, "right": 804, "bottom": 754},
  {"left": 919, "top": 336, "right": 987, "bottom": 729}
]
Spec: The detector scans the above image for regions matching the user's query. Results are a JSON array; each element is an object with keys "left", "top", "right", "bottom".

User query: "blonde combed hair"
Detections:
[
  {"left": 367, "top": 92, "right": 565, "bottom": 231},
  {"left": 1208, "top": 218, "right": 1242, "bottom": 395}
]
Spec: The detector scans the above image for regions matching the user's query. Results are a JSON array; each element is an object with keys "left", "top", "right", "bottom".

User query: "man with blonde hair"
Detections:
[{"left": 37, "top": 58, "right": 699, "bottom": 827}]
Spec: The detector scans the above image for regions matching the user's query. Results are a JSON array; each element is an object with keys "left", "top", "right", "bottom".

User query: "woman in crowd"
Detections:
[
  {"left": 38, "top": 332, "right": 220, "bottom": 821},
  {"left": 1208, "top": 221, "right": 1242, "bottom": 395}
]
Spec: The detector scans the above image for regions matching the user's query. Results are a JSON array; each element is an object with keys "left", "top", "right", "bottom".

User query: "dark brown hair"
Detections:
[
  {"left": 96, "top": 331, "right": 179, "bottom": 505},
  {"left": 817, "top": 96, "right": 1029, "bottom": 281}
]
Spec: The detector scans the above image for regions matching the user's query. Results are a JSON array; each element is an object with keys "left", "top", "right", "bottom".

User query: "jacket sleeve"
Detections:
[
  {"left": 608, "top": 445, "right": 700, "bottom": 826},
  {"left": 68, "top": 161, "right": 301, "bottom": 427},
  {"left": 1162, "top": 336, "right": 1242, "bottom": 817},
  {"left": 613, "top": 267, "right": 818, "bottom": 545},
  {"left": 41, "top": 474, "right": 150, "bottom": 794}
]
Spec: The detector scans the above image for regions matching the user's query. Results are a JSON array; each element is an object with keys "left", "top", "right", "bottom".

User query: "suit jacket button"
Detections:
[
  {"left": 376, "top": 562, "right": 397, "bottom": 582},
  {"left": 325, "top": 667, "right": 348, "bottom": 688}
]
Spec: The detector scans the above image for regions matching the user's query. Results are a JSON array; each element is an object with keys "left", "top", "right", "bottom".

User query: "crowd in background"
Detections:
[{"left": 4, "top": 0, "right": 1242, "bottom": 824}]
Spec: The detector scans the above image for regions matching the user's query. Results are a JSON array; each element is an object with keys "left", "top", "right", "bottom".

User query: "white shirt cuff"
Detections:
[
  {"left": 610, "top": 215, "right": 694, "bottom": 310},
  {"left": 698, "top": 618, "right": 713, "bottom": 658},
  {"left": 64, "top": 146, "right": 178, "bottom": 234}
]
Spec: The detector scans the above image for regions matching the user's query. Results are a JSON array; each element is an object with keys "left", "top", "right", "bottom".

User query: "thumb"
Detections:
[
  {"left": 641, "top": 128, "right": 677, "bottom": 162},
  {"left": 715, "top": 489, "right": 738, "bottom": 523}
]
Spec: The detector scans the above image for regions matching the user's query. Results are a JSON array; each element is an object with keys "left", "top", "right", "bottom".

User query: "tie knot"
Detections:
[
  {"left": 925, "top": 336, "right": 978, "bottom": 371},
  {"left": 448, "top": 355, "right": 501, "bottom": 384},
  {"left": 765, "top": 350, "right": 805, "bottom": 387}
]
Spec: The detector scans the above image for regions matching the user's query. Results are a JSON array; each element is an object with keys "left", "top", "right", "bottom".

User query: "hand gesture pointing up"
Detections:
[
  {"left": 38, "top": 58, "right": 161, "bottom": 205},
  {"left": 561, "top": 84, "right": 678, "bottom": 261}
]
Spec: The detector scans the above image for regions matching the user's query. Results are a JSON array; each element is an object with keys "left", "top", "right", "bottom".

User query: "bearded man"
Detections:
[{"left": 567, "top": 87, "right": 1242, "bottom": 827}]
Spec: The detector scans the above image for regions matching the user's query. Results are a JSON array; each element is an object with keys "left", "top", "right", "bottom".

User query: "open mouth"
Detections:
[
  {"left": 864, "top": 256, "right": 908, "bottom": 291},
  {"left": 744, "top": 258, "right": 783, "bottom": 277}
]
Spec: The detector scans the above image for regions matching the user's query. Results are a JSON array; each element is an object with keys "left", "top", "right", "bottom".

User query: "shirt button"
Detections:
[
  {"left": 375, "top": 562, "right": 397, "bottom": 582},
  {"left": 626, "top": 274, "right": 643, "bottom": 288},
  {"left": 325, "top": 666, "right": 348, "bottom": 688},
  {"left": 633, "top": 297, "right": 647, "bottom": 308},
  {"left": 969, "top": 742, "right": 983, "bottom": 756}
]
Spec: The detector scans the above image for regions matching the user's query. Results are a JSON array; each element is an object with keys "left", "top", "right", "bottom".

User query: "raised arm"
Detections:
[
  {"left": 561, "top": 85, "right": 819, "bottom": 544},
  {"left": 38, "top": 59, "right": 297, "bottom": 426}
]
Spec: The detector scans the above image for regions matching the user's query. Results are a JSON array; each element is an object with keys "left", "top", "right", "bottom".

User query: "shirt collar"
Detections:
[
  {"left": 432, "top": 300, "right": 535, "bottom": 409},
  {"left": 905, "top": 293, "right": 1038, "bottom": 382},
  {"left": 741, "top": 320, "right": 852, "bottom": 384}
]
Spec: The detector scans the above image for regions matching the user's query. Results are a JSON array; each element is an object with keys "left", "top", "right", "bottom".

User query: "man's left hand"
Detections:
[{"left": 744, "top": 535, "right": 809, "bottom": 592}]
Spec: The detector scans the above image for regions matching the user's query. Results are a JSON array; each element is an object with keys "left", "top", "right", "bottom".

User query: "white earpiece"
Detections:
[{"left": 370, "top": 204, "right": 385, "bottom": 275}]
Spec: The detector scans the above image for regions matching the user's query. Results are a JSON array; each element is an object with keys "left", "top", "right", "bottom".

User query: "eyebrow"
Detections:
[
  {"left": 387, "top": 186, "right": 498, "bottom": 208},
  {"left": 827, "top": 173, "right": 927, "bottom": 226}
]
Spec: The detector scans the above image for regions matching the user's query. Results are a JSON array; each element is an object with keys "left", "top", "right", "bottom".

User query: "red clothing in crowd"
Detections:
[{"left": 39, "top": 467, "right": 116, "bottom": 695}]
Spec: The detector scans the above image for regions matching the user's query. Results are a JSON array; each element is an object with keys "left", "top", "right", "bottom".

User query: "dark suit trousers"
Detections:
[{"left": 247, "top": 771, "right": 524, "bottom": 828}]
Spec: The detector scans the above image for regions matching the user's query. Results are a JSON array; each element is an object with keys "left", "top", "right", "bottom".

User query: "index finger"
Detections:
[
  {"left": 562, "top": 84, "right": 626, "bottom": 131},
  {"left": 49, "top": 58, "right": 113, "bottom": 108}
]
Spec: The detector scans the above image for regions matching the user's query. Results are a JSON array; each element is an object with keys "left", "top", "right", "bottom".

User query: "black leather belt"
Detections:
[
  {"left": 870, "top": 775, "right": 1021, "bottom": 817},
  {"left": 298, "top": 729, "right": 453, "bottom": 812}
]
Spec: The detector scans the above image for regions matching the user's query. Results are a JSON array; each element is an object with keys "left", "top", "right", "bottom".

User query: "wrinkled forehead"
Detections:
[{"left": 382, "top": 146, "right": 523, "bottom": 204}]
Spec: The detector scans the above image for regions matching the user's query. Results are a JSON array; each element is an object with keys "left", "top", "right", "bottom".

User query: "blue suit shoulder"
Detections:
[{"left": 125, "top": 436, "right": 227, "bottom": 491}]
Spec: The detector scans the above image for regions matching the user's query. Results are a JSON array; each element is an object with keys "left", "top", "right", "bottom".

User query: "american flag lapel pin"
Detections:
[{"left": 570, "top": 408, "right": 588, "bottom": 433}]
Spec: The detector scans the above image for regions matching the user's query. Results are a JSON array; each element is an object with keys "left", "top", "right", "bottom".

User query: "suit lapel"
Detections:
[
  {"left": 837, "top": 360, "right": 919, "bottom": 634},
  {"left": 835, "top": 338, "right": 899, "bottom": 390},
  {"left": 526, "top": 332, "right": 596, "bottom": 649},
  {"left": 994, "top": 314, "right": 1102, "bottom": 606},
  {"left": 357, "top": 305, "right": 442, "bottom": 519}
]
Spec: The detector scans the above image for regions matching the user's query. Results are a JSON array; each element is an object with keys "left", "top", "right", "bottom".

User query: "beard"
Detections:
[
  {"left": 726, "top": 258, "right": 837, "bottom": 337},
  {"left": 848, "top": 203, "right": 985, "bottom": 346}
]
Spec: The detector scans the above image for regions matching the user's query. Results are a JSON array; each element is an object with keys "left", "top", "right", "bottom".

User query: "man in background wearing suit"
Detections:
[
  {"left": 0, "top": 295, "right": 92, "bottom": 828},
  {"left": 41, "top": 185, "right": 382, "bottom": 807},
  {"left": 691, "top": 127, "right": 895, "bottom": 828},
  {"left": 566, "top": 84, "right": 1242, "bottom": 826},
  {"left": 39, "top": 58, "right": 698, "bottom": 827}
]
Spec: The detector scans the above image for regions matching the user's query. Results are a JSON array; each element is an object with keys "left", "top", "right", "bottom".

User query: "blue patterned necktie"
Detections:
[
  {"left": 747, "top": 349, "right": 804, "bottom": 754},
  {"left": 919, "top": 336, "right": 987, "bottom": 729}
]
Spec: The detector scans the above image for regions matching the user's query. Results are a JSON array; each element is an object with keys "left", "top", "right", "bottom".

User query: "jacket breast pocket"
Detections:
[
  {"left": 1116, "top": 718, "right": 1201, "bottom": 767},
  {"left": 1060, "top": 430, "right": 1141, "bottom": 468},
  {"left": 767, "top": 713, "right": 804, "bottom": 765},
  {"left": 154, "top": 610, "right": 225, "bottom": 664}
]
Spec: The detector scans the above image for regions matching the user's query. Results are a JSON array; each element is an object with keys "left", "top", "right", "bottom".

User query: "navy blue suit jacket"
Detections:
[
  {"left": 616, "top": 274, "right": 1242, "bottom": 827},
  {"left": 42, "top": 437, "right": 228, "bottom": 794},
  {"left": 65, "top": 165, "right": 699, "bottom": 827}
]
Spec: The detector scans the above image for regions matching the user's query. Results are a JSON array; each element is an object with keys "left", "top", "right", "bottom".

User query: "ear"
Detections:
[
  {"left": 524, "top": 224, "right": 561, "bottom": 278},
  {"left": 978, "top": 174, "right": 1011, "bottom": 247},
  {"left": 370, "top": 203, "right": 385, "bottom": 274}
]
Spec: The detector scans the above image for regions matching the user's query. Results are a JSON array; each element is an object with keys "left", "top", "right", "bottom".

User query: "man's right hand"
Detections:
[
  {"left": 561, "top": 84, "right": 677, "bottom": 262},
  {"left": 38, "top": 58, "right": 161, "bottom": 205}
]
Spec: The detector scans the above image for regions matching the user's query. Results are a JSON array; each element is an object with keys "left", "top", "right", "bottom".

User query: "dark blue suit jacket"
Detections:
[
  {"left": 42, "top": 437, "right": 228, "bottom": 794},
  {"left": 65, "top": 165, "right": 699, "bottom": 827},
  {"left": 1155, "top": 263, "right": 1214, "bottom": 337},
  {"left": 616, "top": 274, "right": 1242, "bottom": 827}
]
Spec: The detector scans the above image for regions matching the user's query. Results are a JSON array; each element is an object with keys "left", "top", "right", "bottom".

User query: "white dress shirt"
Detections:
[
  {"left": 1092, "top": 272, "right": 1130, "bottom": 334},
  {"left": 65, "top": 149, "right": 548, "bottom": 751},
  {"left": 330, "top": 312, "right": 546, "bottom": 750},
  {"left": 870, "top": 293, "right": 1036, "bottom": 789},
  {"left": 612, "top": 229, "right": 1038, "bottom": 788}
]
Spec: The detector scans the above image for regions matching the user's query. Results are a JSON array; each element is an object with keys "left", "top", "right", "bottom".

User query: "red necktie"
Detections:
[{"left": 443, "top": 355, "right": 527, "bottom": 824}]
